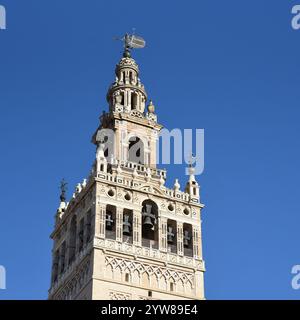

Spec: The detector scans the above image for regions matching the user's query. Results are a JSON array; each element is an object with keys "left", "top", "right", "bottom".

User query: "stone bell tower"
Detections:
[{"left": 48, "top": 35, "right": 205, "bottom": 300}]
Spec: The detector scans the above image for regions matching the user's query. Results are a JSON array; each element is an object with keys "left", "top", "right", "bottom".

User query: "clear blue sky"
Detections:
[{"left": 0, "top": 0, "right": 300, "bottom": 300}]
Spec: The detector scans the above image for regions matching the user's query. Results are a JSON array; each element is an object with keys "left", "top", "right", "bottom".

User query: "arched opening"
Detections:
[
  {"left": 60, "top": 241, "right": 66, "bottom": 274},
  {"left": 121, "top": 91, "right": 125, "bottom": 105},
  {"left": 123, "top": 209, "right": 133, "bottom": 244},
  {"left": 141, "top": 200, "right": 158, "bottom": 249},
  {"left": 183, "top": 223, "right": 193, "bottom": 257},
  {"left": 68, "top": 216, "right": 77, "bottom": 264},
  {"left": 167, "top": 219, "right": 177, "bottom": 254},
  {"left": 85, "top": 210, "right": 92, "bottom": 243},
  {"left": 124, "top": 192, "right": 131, "bottom": 201},
  {"left": 132, "top": 92, "right": 138, "bottom": 110},
  {"left": 78, "top": 217, "right": 84, "bottom": 252},
  {"left": 52, "top": 250, "right": 59, "bottom": 283},
  {"left": 128, "top": 136, "right": 144, "bottom": 164},
  {"left": 105, "top": 205, "right": 116, "bottom": 240},
  {"left": 170, "top": 281, "right": 175, "bottom": 292}
]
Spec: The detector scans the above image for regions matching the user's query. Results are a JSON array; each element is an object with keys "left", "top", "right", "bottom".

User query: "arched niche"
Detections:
[
  {"left": 68, "top": 215, "right": 77, "bottom": 264},
  {"left": 141, "top": 199, "right": 158, "bottom": 249}
]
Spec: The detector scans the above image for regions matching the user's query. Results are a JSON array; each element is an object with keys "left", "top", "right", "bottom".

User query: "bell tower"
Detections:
[{"left": 48, "top": 34, "right": 205, "bottom": 300}]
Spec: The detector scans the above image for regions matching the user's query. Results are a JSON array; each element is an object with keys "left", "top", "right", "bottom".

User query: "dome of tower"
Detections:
[{"left": 116, "top": 57, "right": 139, "bottom": 74}]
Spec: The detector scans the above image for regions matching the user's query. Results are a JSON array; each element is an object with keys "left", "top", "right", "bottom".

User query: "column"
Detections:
[
  {"left": 159, "top": 217, "right": 168, "bottom": 252},
  {"left": 96, "top": 205, "right": 106, "bottom": 239},
  {"left": 133, "top": 210, "right": 142, "bottom": 246},
  {"left": 198, "top": 224, "right": 203, "bottom": 260},
  {"left": 128, "top": 90, "right": 131, "bottom": 108},
  {"left": 116, "top": 207, "right": 123, "bottom": 242},
  {"left": 124, "top": 89, "right": 128, "bottom": 108},
  {"left": 177, "top": 222, "right": 184, "bottom": 256},
  {"left": 192, "top": 225, "right": 200, "bottom": 259},
  {"left": 136, "top": 93, "right": 140, "bottom": 111}
]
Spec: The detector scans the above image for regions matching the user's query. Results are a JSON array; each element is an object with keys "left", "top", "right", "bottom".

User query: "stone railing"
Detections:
[
  {"left": 96, "top": 163, "right": 195, "bottom": 204},
  {"left": 164, "top": 188, "right": 191, "bottom": 202},
  {"left": 113, "top": 160, "right": 167, "bottom": 179}
]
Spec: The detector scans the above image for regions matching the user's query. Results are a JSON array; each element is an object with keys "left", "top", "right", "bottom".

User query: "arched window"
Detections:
[
  {"left": 167, "top": 219, "right": 177, "bottom": 254},
  {"left": 60, "top": 241, "right": 66, "bottom": 273},
  {"left": 85, "top": 210, "right": 92, "bottom": 243},
  {"left": 68, "top": 216, "right": 77, "bottom": 264},
  {"left": 123, "top": 209, "right": 133, "bottom": 244},
  {"left": 78, "top": 218, "right": 84, "bottom": 252},
  {"left": 183, "top": 223, "right": 193, "bottom": 257},
  {"left": 128, "top": 136, "right": 144, "bottom": 164},
  {"left": 170, "top": 282, "right": 174, "bottom": 292},
  {"left": 52, "top": 250, "right": 59, "bottom": 283},
  {"left": 132, "top": 92, "right": 138, "bottom": 110},
  {"left": 105, "top": 205, "right": 116, "bottom": 240},
  {"left": 121, "top": 91, "right": 125, "bottom": 105},
  {"left": 141, "top": 200, "right": 158, "bottom": 249}
]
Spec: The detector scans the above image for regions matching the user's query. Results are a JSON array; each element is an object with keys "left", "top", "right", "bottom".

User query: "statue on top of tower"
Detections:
[{"left": 59, "top": 178, "right": 67, "bottom": 203}]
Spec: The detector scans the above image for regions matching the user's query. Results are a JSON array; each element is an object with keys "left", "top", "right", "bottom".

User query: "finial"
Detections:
[
  {"left": 60, "top": 178, "right": 67, "bottom": 202},
  {"left": 174, "top": 179, "right": 180, "bottom": 191},
  {"left": 147, "top": 99, "right": 155, "bottom": 113}
]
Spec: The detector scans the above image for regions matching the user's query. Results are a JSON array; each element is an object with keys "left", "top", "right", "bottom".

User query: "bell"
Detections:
[
  {"left": 106, "top": 213, "right": 114, "bottom": 230},
  {"left": 167, "top": 226, "right": 175, "bottom": 244},
  {"left": 183, "top": 230, "right": 191, "bottom": 247},
  {"left": 123, "top": 214, "right": 132, "bottom": 235},
  {"left": 143, "top": 216, "right": 154, "bottom": 229},
  {"left": 142, "top": 204, "right": 155, "bottom": 230}
]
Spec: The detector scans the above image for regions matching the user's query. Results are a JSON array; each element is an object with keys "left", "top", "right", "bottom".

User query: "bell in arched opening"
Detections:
[
  {"left": 106, "top": 212, "right": 114, "bottom": 230},
  {"left": 183, "top": 230, "right": 191, "bottom": 248},
  {"left": 167, "top": 226, "right": 175, "bottom": 244},
  {"left": 123, "top": 214, "right": 132, "bottom": 236},
  {"left": 142, "top": 204, "right": 156, "bottom": 231}
]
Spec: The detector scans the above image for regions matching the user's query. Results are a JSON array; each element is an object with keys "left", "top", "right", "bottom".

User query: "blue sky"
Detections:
[{"left": 0, "top": 0, "right": 300, "bottom": 299}]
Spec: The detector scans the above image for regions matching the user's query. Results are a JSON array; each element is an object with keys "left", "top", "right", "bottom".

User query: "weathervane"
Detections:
[
  {"left": 60, "top": 178, "right": 68, "bottom": 202},
  {"left": 115, "top": 31, "right": 146, "bottom": 58}
]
